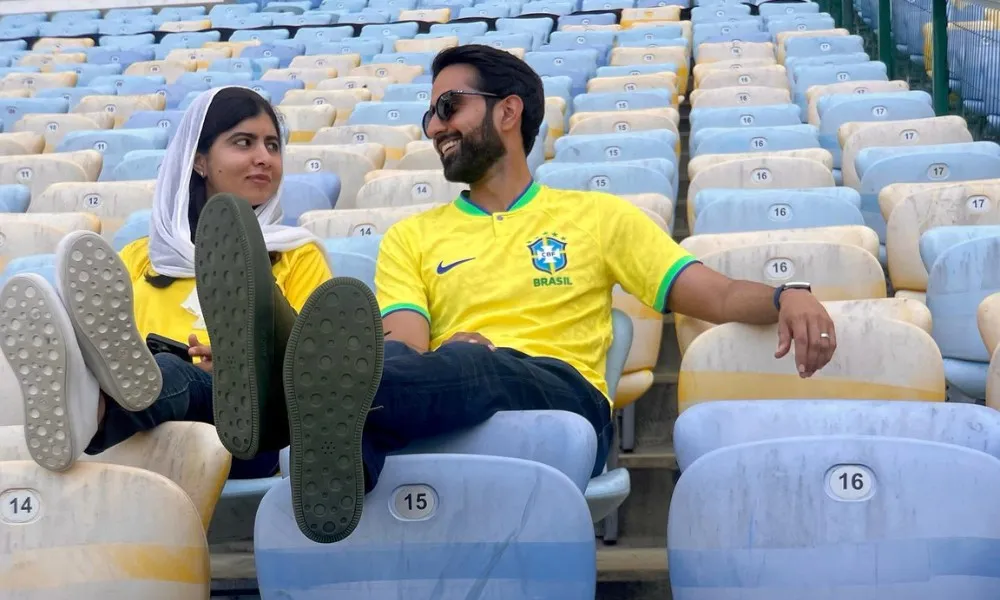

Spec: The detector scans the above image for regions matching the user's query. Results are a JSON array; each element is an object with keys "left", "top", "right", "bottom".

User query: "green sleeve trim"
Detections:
[
  {"left": 381, "top": 302, "right": 430, "bottom": 322},
  {"left": 653, "top": 256, "right": 699, "bottom": 313}
]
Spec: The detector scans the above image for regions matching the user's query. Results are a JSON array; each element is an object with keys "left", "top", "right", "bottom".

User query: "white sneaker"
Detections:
[
  {"left": 55, "top": 231, "right": 161, "bottom": 412},
  {"left": 0, "top": 274, "right": 99, "bottom": 472}
]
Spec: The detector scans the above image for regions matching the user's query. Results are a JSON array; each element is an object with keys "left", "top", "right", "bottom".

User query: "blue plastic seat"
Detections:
[
  {"left": 596, "top": 63, "right": 679, "bottom": 78},
  {"left": 766, "top": 13, "right": 836, "bottom": 35},
  {"left": 57, "top": 129, "right": 170, "bottom": 180},
  {"left": 580, "top": 0, "right": 633, "bottom": 9},
  {"left": 347, "top": 101, "right": 426, "bottom": 129},
  {"left": 525, "top": 49, "right": 600, "bottom": 96},
  {"left": 692, "top": 124, "right": 820, "bottom": 157},
  {"left": 382, "top": 83, "right": 432, "bottom": 103},
  {"left": 669, "top": 435, "right": 1000, "bottom": 599},
  {"left": 521, "top": 1, "right": 575, "bottom": 15},
  {"left": 208, "top": 58, "right": 280, "bottom": 77},
  {"left": 786, "top": 52, "right": 874, "bottom": 84},
  {"left": 112, "top": 209, "right": 152, "bottom": 250},
  {"left": 248, "top": 80, "right": 305, "bottom": 105},
  {"left": 693, "top": 189, "right": 865, "bottom": 234},
  {"left": 692, "top": 20, "right": 763, "bottom": 55},
  {"left": 553, "top": 129, "right": 679, "bottom": 170},
  {"left": 98, "top": 19, "right": 160, "bottom": 36},
  {"left": 0, "top": 184, "right": 29, "bottom": 213},
  {"left": 371, "top": 52, "right": 436, "bottom": 73},
  {"left": 212, "top": 13, "right": 275, "bottom": 29},
  {"left": 85, "top": 48, "right": 156, "bottom": 69},
  {"left": 360, "top": 21, "right": 419, "bottom": 40},
  {"left": 35, "top": 86, "right": 117, "bottom": 108},
  {"left": 325, "top": 248, "right": 377, "bottom": 290},
  {"left": 256, "top": 454, "right": 596, "bottom": 599},
  {"left": 573, "top": 90, "right": 674, "bottom": 114},
  {"left": 97, "top": 33, "right": 155, "bottom": 49},
  {"left": 459, "top": 4, "right": 511, "bottom": 18},
  {"left": 105, "top": 7, "right": 155, "bottom": 19},
  {"left": 122, "top": 110, "right": 186, "bottom": 142},
  {"left": 689, "top": 104, "right": 802, "bottom": 149},
  {"left": 308, "top": 38, "right": 387, "bottom": 62},
  {"left": 37, "top": 21, "right": 102, "bottom": 37},
  {"left": 856, "top": 142, "right": 1000, "bottom": 244},
  {"left": 783, "top": 34, "right": 865, "bottom": 59},
  {"left": 616, "top": 24, "right": 686, "bottom": 46},
  {"left": 337, "top": 10, "right": 393, "bottom": 26},
  {"left": 108, "top": 150, "right": 165, "bottom": 182},
  {"left": 280, "top": 173, "right": 341, "bottom": 225},
  {"left": 541, "top": 75, "right": 573, "bottom": 104},
  {"left": 271, "top": 12, "right": 337, "bottom": 26},
  {"left": 159, "top": 31, "right": 222, "bottom": 53},
  {"left": 471, "top": 32, "right": 535, "bottom": 53},
  {"left": 792, "top": 62, "right": 889, "bottom": 118},
  {"left": 209, "top": 4, "right": 260, "bottom": 19},
  {"left": 0, "top": 98, "right": 68, "bottom": 133},
  {"left": 817, "top": 91, "right": 934, "bottom": 168},
  {"left": 923, "top": 229, "right": 1000, "bottom": 400},
  {"left": 230, "top": 28, "right": 291, "bottom": 43},
  {"left": 558, "top": 12, "right": 618, "bottom": 28},
  {"left": 0, "top": 254, "right": 56, "bottom": 287},
  {"left": 759, "top": 1, "right": 820, "bottom": 17},
  {"left": 536, "top": 159, "right": 674, "bottom": 200},
  {"left": 50, "top": 10, "right": 100, "bottom": 23},
  {"left": 292, "top": 25, "right": 355, "bottom": 45},
  {"left": 158, "top": 6, "right": 207, "bottom": 20},
  {"left": 496, "top": 17, "right": 555, "bottom": 50},
  {"left": 693, "top": 187, "right": 861, "bottom": 222},
  {"left": 241, "top": 43, "right": 305, "bottom": 68},
  {"left": 427, "top": 21, "right": 488, "bottom": 42}
]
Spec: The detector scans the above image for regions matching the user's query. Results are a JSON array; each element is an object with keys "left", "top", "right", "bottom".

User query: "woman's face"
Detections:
[{"left": 193, "top": 112, "right": 283, "bottom": 207}]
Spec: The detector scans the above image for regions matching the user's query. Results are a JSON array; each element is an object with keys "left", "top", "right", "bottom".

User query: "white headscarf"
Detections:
[{"left": 148, "top": 86, "right": 321, "bottom": 278}]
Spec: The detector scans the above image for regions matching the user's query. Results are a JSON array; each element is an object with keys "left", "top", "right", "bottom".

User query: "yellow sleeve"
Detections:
[
  {"left": 374, "top": 222, "right": 429, "bottom": 321},
  {"left": 118, "top": 238, "right": 151, "bottom": 285},
  {"left": 599, "top": 194, "right": 698, "bottom": 313},
  {"left": 280, "top": 242, "right": 333, "bottom": 313}
]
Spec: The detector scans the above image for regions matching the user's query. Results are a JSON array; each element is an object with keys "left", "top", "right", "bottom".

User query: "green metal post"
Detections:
[
  {"left": 877, "top": 0, "right": 894, "bottom": 78},
  {"left": 831, "top": 0, "right": 843, "bottom": 29},
  {"left": 842, "top": 0, "right": 855, "bottom": 33},
  {"left": 931, "top": 0, "right": 949, "bottom": 115}
]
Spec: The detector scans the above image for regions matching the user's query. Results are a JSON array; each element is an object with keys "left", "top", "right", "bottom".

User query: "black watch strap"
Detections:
[{"left": 773, "top": 282, "right": 812, "bottom": 311}]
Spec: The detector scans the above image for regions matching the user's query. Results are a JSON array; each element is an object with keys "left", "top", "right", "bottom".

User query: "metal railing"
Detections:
[{"left": 838, "top": 0, "right": 1000, "bottom": 141}]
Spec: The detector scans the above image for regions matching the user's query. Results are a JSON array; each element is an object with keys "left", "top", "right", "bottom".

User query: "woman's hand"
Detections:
[{"left": 188, "top": 334, "right": 213, "bottom": 373}]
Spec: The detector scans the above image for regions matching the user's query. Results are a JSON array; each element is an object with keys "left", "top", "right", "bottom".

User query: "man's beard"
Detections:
[{"left": 440, "top": 117, "right": 507, "bottom": 184}]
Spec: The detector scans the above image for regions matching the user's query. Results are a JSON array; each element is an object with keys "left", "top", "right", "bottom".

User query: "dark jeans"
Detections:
[
  {"left": 86, "top": 343, "right": 614, "bottom": 489},
  {"left": 86, "top": 353, "right": 280, "bottom": 480},
  {"left": 361, "top": 341, "right": 614, "bottom": 492}
]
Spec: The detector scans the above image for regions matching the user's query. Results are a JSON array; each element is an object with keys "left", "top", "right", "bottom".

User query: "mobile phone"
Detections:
[{"left": 146, "top": 333, "right": 193, "bottom": 363}]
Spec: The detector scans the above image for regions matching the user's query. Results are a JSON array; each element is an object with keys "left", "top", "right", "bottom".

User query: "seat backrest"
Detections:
[
  {"left": 568, "top": 111, "right": 679, "bottom": 138},
  {"left": 689, "top": 85, "right": 790, "bottom": 109},
  {"left": 260, "top": 67, "right": 338, "bottom": 89},
  {"left": 585, "top": 72, "right": 678, "bottom": 98},
  {"left": 315, "top": 75, "right": 395, "bottom": 101},
  {"left": 926, "top": 233, "right": 1000, "bottom": 363},
  {"left": 275, "top": 104, "right": 337, "bottom": 142},
  {"left": 287, "top": 55, "right": 363, "bottom": 79},
  {"left": 688, "top": 104, "right": 801, "bottom": 145},
  {"left": 71, "top": 93, "right": 165, "bottom": 127},
  {"left": 691, "top": 124, "right": 819, "bottom": 156},
  {"left": 696, "top": 65, "right": 790, "bottom": 91},
  {"left": 675, "top": 399, "right": 1000, "bottom": 470},
  {"left": 31, "top": 181, "right": 155, "bottom": 239},
  {"left": 14, "top": 113, "right": 116, "bottom": 154},
  {"left": 679, "top": 315, "right": 945, "bottom": 413},
  {"left": 0, "top": 456, "right": 211, "bottom": 598},
  {"left": 681, "top": 223, "right": 878, "bottom": 258},
  {"left": 283, "top": 145, "right": 377, "bottom": 209},
  {"left": 0, "top": 131, "right": 43, "bottom": 156},
  {"left": 696, "top": 41, "right": 774, "bottom": 64},
  {"left": 123, "top": 60, "right": 197, "bottom": 84},
  {"left": 0, "top": 212, "right": 98, "bottom": 267},
  {"left": 349, "top": 63, "right": 423, "bottom": 83},
  {"left": 299, "top": 203, "right": 438, "bottom": 237},
  {"left": 347, "top": 100, "right": 427, "bottom": 130},
  {"left": 805, "top": 79, "right": 909, "bottom": 126},
  {"left": 687, "top": 156, "right": 834, "bottom": 225},
  {"left": 255, "top": 454, "right": 595, "bottom": 599},
  {"left": 355, "top": 169, "right": 467, "bottom": 208},
  {"left": 687, "top": 148, "right": 833, "bottom": 179},
  {"left": 0, "top": 150, "right": 101, "bottom": 198},
  {"left": 669, "top": 435, "right": 1000, "bottom": 600},
  {"left": 840, "top": 115, "right": 973, "bottom": 190},
  {"left": 886, "top": 179, "right": 1000, "bottom": 292},
  {"left": 56, "top": 128, "right": 170, "bottom": 172},
  {"left": 979, "top": 293, "right": 1000, "bottom": 356},
  {"left": 694, "top": 192, "right": 864, "bottom": 235},
  {"left": 312, "top": 123, "right": 420, "bottom": 167},
  {"left": 395, "top": 148, "right": 442, "bottom": 170},
  {"left": 535, "top": 160, "right": 673, "bottom": 198}
]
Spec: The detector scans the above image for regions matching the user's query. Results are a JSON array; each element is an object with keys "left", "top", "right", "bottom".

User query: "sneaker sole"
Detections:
[
  {"left": 0, "top": 275, "right": 87, "bottom": 472},
  {"left": 57, "top": 231, "right": 161, "bottom": 411},
  {"left": 195, "top": 194, "right": 275, "bottom": 460},
  {"left": 283, "top": 277, "right": 383, "bottom": 544}
]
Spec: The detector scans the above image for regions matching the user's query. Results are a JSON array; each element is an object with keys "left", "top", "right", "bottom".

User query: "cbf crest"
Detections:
[{"left": 527, "top": 233, "right": 568, "bottom": 274}]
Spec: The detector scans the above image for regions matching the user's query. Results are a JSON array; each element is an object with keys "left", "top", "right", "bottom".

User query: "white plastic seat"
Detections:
[
  {"left": 283, "top": 145, "right": 378, "bottom": 209},
  {"left": 356, "top": 169, "right": 467, "bottom": 208},
  {"left": 30, "top": 181, "right": 155, "bottom": 241},
  {"left": 311, "top": 124, "right": 421, "bottom": 167},
  {"left": 299, "top": 204, "right": 439, "bottom": 237},
  {"left": 275, "top": 105, "right": 337, "bottom": 143},
  {"left": 0, "top": 212, "right": 100, "bottom": 268},
  {"left": 13, "top": 112, "right": 115, "bottom": 153},
  {"left": 0, "top": 150, "right": 102, "bottom": 198}
]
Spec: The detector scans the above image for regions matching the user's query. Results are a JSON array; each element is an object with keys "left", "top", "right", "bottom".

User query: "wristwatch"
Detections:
[{"left": 773, "top": 282, "right": 812, "bottom": 311}]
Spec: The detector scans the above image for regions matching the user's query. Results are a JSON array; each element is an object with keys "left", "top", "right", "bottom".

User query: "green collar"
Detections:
[{"left": 454, "top": 181, "right": 541, "bottom": 216}]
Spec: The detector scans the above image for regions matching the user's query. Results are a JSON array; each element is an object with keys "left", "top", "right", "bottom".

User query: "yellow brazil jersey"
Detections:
[
  {"left": 374, "top": 181, "right": 697, "bottom": 401},
  {"left": 120, "top": 237, "right": 332, "bottom": 347}
]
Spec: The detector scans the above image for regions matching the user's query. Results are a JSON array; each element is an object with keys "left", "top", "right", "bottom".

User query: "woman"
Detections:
[{"left": 0, "top": 86, "right": 332, "bottom": 475}]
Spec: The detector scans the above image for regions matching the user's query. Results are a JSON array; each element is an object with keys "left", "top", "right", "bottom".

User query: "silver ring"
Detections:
[{"left": 819, "top": 332, "right": 831, "bottom": 340}]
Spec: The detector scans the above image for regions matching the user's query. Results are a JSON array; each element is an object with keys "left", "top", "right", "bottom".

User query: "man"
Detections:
[{"left": 258, "top": 44, "right": 836, "bottom": 544}]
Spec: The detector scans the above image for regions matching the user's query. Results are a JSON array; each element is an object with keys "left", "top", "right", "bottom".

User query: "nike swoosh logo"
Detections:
[{"left": 436, "top": 257, "right": 476, "bottom": 274}]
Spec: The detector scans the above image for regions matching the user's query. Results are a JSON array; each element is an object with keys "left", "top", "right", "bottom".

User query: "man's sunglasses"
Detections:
[{"left": 421, "top": 90, "right": 500, "bottom": 138}]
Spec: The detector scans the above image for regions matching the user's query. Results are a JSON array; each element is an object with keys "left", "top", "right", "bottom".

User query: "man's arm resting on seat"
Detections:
[
  {"left": 383, "top": 310, "right": 431, "bottom": 354},
  {"left": 668, "top": 263, "right": 836, "bottom": 377}
]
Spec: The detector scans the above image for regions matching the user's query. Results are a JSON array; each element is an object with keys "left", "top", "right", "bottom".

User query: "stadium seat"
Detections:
[
  {"left": 856, "top": 141, "right": 1000, "bottom": 247},
  {"left": 669, "top": 435, "right": 1000, "bottom": 599},
  {"left": 883, "top": 179, "right": 1000, "bottom": 296},
  {"left": 689, "top": 86, "right": 791, "bottom": 109},
  {"left": 805, "top": 79, "right": 909, "bottom": 126},
  {"left": 13, "top": 113, "right": 115, "bottom": 153},
  {"left": 71, "top": 93, "right": 166, "bottom": 127},
  {"left": 355, "top": 169, "right": 467, "bottom": 208},
  {"left": 108, "top": 149, "right": 165, "bottom": 182},
  {"left": 312, "top": 123, "right": 421, "bottom": 166},
  {"left": 675, "top": 240, "right": 887, "bottom": 354},
  {"left": 280, "top": 173, "right": 341, "bottom": 223},
  {"left": 0, "top": 213, "right": 101, "bottom": 267},
  {"left": 687, "top": 155, "right": 835, "bottom": 225},
  {"left": 0, "top": 150, "right": 102, "bottom": 198},
  {"left": 256, "top": 454, "right": 596, "bottom": 599},
  {"left": 924, "top": 230, "right": 1000, "bottom": 400},
  {"left": 696, "top": 65, "right": 789, "bottom": 92},
  {"left": 124, "top": 60, "right": 197, "bottom": 84},
  {"left": 791, "top": 61, "right": 889, "bottom": 118},
  {"left": 552, "top": 129, "right": 679, "bottom": 171},
  {"left": 289, "top": 54, "right": 362, "bottom": 78},
  {"left": 690, "top": 124, "right": 819, "bottom": 157},
  {"left": 679, "top": 314, "right": 945, "bottom": 412},
  {"left": 395, "top": 147, "right": 441, "bottom": 170},
  {"left": 276, "top": 105, "right": 337, "bottom": 142},
  {"left": 0, "top": 97, "right": 69, "bottom": 132},
  {"left": 284, "top": 145, "right": 379, "bottom": 209},
  {"left": 0, "top": 131, "right": 43, "bottom": 156},
  {"left": 299, "top": 203, "right": 438, "bottom": 237},
  {"left": 30, "top": 181, "right": 155, "bottom": 240},
  {"left": 688, "top": 104, "right": 801, "bottom": 148},
  {"left": 250, "top": 80, "right": 306, "bottom": 104},
  {"left": 535, "top": 159, "right": 675, "bottom": 200},
  {"left": 568, "top": 109, "right": 680, "bottom": 139},
  {"left": 56, "top": 129, "right": 169, "bottom": 179},
  {"left": 674, "top": 399, "right": 1000, "bottom": 472},
  {"left": 693, "top": 188, "right": 864, "bottom": 234},
  {"left": 840, "top": 115, "right": 973, "bottom": 190},
  {"left": 0, "top": 184, "right": 29, "bottom": 212},
  {"left": 681, "top": 224, "right": 880, "bottom": 259},
  {"left": 0, "top": 457, "right": 212, "bottom": 599}
]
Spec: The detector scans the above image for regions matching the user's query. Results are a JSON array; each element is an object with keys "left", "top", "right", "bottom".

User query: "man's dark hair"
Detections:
[{"left": 431, "top": 44, "right": 545, "bottom": 156}]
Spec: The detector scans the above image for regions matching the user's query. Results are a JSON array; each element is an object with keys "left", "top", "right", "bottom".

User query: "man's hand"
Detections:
[
  {"left": 443, "top": 332, "right": 496, "bottom": 350},
  {"left": 188, "top": 334, "right": 213, "bottom": 373},
  {"left": 774, "top": 290, "right": 836, "bottom": 378}
]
